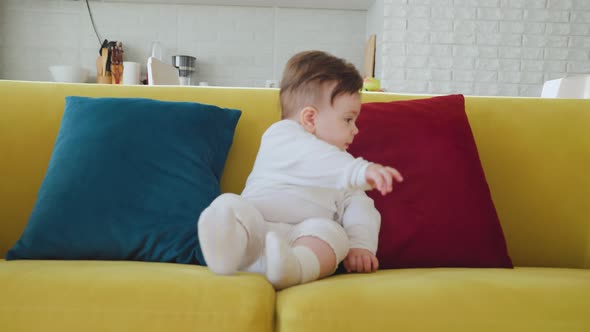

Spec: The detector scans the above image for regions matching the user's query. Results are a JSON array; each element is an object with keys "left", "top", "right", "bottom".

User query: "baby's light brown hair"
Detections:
[{"left": 279, "top": 51, "right": 363, "bottom": 119}]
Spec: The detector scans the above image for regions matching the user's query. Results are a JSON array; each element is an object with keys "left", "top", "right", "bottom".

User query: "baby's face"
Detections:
[{"left": 314, "top": 91, "right": 362, "bottom": 151}]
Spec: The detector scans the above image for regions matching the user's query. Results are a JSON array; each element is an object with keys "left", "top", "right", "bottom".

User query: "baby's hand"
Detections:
[
  {"left": 365, "top": 163, "right": 403, "bottom": 195},
  {"left": 343, "top": 248, "right": 379, "bottom": 273}
]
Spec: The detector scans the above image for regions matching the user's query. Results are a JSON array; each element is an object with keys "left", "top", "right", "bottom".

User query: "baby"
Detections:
[{"left": 198, "top": 50, "right": 403, "bottom": 289}]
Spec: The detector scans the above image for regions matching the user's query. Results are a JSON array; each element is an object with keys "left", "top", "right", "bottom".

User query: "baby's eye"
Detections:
[{"left": 345, "top": 118, "right": 353, "bottom": 123}]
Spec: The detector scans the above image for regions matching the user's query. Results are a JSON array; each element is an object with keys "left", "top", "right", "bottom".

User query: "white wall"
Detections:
[
  {"left": 381, "top": 0, "right": 590, "bottom": 96},
  {"left": 0, "top": 0, "right": 367, "bottom": 87}
]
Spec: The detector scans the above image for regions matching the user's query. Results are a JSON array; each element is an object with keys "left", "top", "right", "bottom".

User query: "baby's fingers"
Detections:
[
  {"left": 343, "top": 258, "right": 351, "bottom": 272},
  {"left": 348, "top": 256, "right": 358, "bottom": 272},
  {"left": 386, "top": 167, "right": 404, "bottom": 183},
  {"left": 379, "top": 173, "right": 392, "bottom": 195},
  {"left": 380, "top": 169, "right": 393, "bottom": 193},
  {"left": 378, "top": 173, "right": 389, "bottom": 195},
  {"left": 371, "top": 255, "right": 379, "bottom": 272},
  {"left": 362, "top": 255, "right": 372, "bottom": 273},
  {"left": 370, "top": 172, "right": 385, "bottom": 193}
]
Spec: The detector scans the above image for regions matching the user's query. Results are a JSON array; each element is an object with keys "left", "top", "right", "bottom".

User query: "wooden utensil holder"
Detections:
[{"left": 96, "top": 54, "right": 112, "bottom": 84}]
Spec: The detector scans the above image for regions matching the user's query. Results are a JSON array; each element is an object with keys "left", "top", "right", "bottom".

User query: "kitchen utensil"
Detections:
[
  {"left": 49, "top": 65, "right": 89, "bottom": 83},
  {"left": 122, "top": 61, "right": 141, "bottom": 85},
  {"left": 151, "top": 41, "right": 163, "bottom": 61},
  {"left": 101, "top": 48, "right": 108, "bottom": 76},
  {"left": 110, "top": 41, "right": 124, "bottom": 84},
  {"left": 172, "top": 55, "right": 196, "bottom": 86},
  {"left": 147, "top": 56, "right": 180, "bottom": 85},
  {"left": 363, "top": 34, "right": 376, "bottom": 78}
]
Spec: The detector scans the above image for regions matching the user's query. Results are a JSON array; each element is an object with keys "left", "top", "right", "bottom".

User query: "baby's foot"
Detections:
[{"left": 198, "top": 204, "right": 247, "bottom": 275}]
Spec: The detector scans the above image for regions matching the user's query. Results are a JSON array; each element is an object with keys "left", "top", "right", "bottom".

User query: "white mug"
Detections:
[{"left": 122, "top": 62, "right": 141, "bottom": 85}]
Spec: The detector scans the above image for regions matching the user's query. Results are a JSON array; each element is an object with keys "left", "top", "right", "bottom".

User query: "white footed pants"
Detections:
[{"left": 198, "top": 193, "right": 350, "bottom": 288}]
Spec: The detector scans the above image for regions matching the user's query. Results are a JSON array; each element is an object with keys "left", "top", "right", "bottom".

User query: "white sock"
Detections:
[
  {"left": 198, "top": 205, "right": 248, "bottom": 275},
  {"left": 243, "top": 254, "right": 266, "bottom": 275},
  {"left": 265, "top": 232, "right": 320, "bottom": 290}
]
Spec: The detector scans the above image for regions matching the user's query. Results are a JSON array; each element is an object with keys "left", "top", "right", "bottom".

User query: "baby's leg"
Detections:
[
  {"left": 265, "top": 218, "right": 349, "bottom": 290},
  {"left": 242, "top": 221, "right": 290, "bottom": 275},
  {"left": 198, "top": 193, "right": 265, "bottom": 275}
]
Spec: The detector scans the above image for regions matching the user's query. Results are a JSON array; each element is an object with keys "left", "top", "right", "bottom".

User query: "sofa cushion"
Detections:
[
  {"left": 277, "top": 268, "right": 590, "bottom": 332},
  {"left": 0, "top": 260, "right": 274, "bottom": 332},
  {"left": 6, "top": 96, "right": 240, "bottom": 264},
  {"left": 349, "top": 94, "right": 512, "bottom": 269}
]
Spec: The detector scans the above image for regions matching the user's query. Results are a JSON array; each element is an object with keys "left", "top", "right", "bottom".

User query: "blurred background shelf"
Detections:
[{"left": 73, "top": 0, "right": 375, "bottom": 10}]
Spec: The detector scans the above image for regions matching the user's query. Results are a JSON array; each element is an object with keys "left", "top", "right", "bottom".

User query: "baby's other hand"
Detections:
[
  {"left": 365, "top": 163, "right": 403, "bottom": 195},
  {"left": 343, "top": 248, "right": 379, "bottom": 273}
]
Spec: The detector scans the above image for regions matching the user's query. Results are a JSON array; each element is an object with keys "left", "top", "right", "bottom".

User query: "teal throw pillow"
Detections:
[{"left": 6, "top": 96, "right": 241, "bottom": 264}]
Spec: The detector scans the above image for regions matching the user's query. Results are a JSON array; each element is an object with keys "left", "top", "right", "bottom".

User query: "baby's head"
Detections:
[{"left": 280, "top": 51, "right": 363, "bottom": 150}]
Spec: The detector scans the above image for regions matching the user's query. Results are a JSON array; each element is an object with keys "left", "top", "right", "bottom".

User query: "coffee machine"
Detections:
[{"left": 172, "top": 55, "right": 197, "bottom": 86}]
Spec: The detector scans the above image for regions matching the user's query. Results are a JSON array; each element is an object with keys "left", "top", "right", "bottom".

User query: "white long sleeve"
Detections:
[
  {"left": 244, "top": 120, "right": 371, "bottom": 192},
  {"left": 241, "top": 120, "right": 381, "bottom": 251},
  {"left": 341, "top": 190, "right": 381, "bottom": 254}
]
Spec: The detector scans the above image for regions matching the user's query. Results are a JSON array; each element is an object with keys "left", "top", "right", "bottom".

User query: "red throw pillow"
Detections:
[{"left": 349, "top": 94, "right": 513, "bottom": 269}]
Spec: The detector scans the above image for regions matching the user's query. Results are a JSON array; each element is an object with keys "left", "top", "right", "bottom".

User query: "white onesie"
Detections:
[{"left": 242, "top": 119, "right": 380, "bottom": 254}]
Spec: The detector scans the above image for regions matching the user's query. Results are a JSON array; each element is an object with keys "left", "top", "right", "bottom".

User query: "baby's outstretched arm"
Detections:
[{"left": 250, "top": 121, "right": 405, "bottom": 194}]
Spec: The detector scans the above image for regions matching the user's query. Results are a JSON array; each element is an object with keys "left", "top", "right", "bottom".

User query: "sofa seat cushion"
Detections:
[
  {"left": 277, "top": 268, "right": 590, "bottom": 332},
  {"left": 0, "top": 260, "right": 274, "bottom": 332}
]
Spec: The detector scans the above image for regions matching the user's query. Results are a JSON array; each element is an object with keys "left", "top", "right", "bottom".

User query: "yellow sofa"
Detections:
[{"left": 1, "top": 80, "right": 589, "bottom": 332}]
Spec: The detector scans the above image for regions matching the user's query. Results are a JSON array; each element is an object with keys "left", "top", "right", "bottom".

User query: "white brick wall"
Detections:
[
  {"left": 0, "top": 0, "right": 366, "bottom": 87},
  {"left": 381, "top": 0, "right": 590, "bottom": 96}
]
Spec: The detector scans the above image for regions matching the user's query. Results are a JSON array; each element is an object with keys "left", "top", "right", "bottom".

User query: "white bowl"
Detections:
[{"left": 49, "top": 65, "right": 89, "bottom": 83}]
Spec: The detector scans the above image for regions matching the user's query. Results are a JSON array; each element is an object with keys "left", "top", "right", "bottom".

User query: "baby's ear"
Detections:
[{"left": 299, "top": 106, "right": 318, "bottom": 133}]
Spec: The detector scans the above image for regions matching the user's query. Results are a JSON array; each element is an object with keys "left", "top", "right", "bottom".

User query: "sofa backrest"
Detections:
[{"left": 1, "top": 80, "right": 588, "bottom": 269}]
